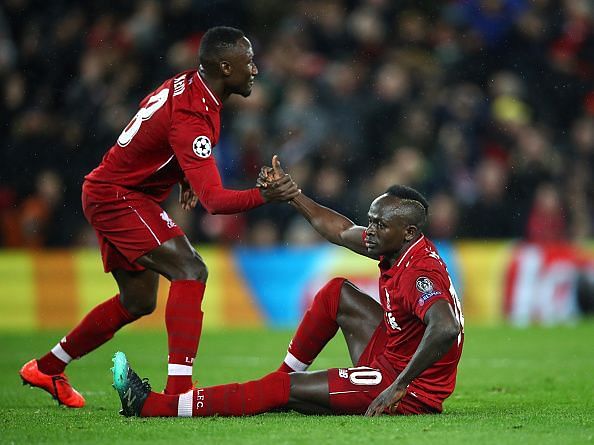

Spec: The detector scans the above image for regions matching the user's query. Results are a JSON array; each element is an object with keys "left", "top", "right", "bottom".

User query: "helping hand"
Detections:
[
  {"left": 257, "top": 155, "right": 300, "bottom": 202},
  {"left": 257, "top": 155, "right": 285, "bottom": 188}
]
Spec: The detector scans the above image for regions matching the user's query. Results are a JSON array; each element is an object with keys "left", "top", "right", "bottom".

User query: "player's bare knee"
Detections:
[
  {"left": 132, "top": 300, "right": 157, "bottom": 316},
  {"left": 172, "top": 255, "right": 208, "bottom": 281},
  {"left": 187, "top": 254, "right": 208, "bottom": 281},
  {"left": 121, "top": 294, "right": 157, "bottom": 316}
]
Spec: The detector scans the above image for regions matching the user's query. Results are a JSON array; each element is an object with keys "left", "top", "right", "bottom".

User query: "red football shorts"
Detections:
[
  {"left": 82, "top": 181, "right": 185, "bottom": 272},
  {"left": 327, "top": 324, "right": 440, "bottom": 415}
]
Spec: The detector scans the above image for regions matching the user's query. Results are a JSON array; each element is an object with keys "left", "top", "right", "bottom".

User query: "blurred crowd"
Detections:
[{"left": 1, "top": 0, "right": 593, "bottom": 248}]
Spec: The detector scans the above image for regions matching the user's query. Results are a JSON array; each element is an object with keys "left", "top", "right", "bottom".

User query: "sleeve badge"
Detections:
[
  {"left": 192, "top": 136, "right": 212, "bottom": 158},
  {"left": 416, "top": 276, "right": 442, "bottom": 306},
  {"left": 415, "top": 277, "right": 434, "bottom": 293}
]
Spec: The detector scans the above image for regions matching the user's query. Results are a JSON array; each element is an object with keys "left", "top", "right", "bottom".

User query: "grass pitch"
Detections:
[{"left": 1, "top": 323, "right": 593, "bottom": 444}]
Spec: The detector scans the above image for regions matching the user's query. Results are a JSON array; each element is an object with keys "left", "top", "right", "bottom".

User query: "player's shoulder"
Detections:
[
  {"left": 401, "top": 253, "right": 449, "bottom": 300},
  {"left": 170, "top": 70, "right": 218, "bottom": 118},
  {"left": 136, "top": 71, "right": 190, "bottom": 109},
  {"left": 407, "top": 241, "right": 447, "bottom": 275},
  {"left": 167, "top": 70, "right": 196, "bottom": 103}
]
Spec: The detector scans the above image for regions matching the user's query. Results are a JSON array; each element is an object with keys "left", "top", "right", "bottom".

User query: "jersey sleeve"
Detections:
[
  {"left": 170, "top": 110, "right": 264, "bottom": 215},
  {"left": 402, "top": 265, "right": 451, "bottom": 322},
  {"left": 184, "top": 159, "right": 264, "bottom": 214},
  {"left": 169, "top": 109, "right": 217, "bottom": 171}
]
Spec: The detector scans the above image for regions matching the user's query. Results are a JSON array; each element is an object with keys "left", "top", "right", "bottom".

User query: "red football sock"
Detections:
[
  {"left": 164, "top": 280, "right": 205, "bottom": 394},
  {"left": 141, "top": 372, "right": 290, "bottom": 417},
  {"left": 141, "top": 391, "right": 180, "bottom": 417},
  {"left": 37, "top": 294, "right": 137, "bottom": 375},
  {"left": 277, "top": 362, "right": 294, "bottom": 373},
  {"left": 278, "top": 278, "right": 344, "bottom": 372}
]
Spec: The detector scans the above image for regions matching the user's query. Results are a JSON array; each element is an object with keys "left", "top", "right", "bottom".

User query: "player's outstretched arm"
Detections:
[
  {"left": 185, "top": 158, "right": 298, "bottom": 215},
  {"left": 290, "top": 193, "right": 372, "bottom": 257},
  {"left": 258, "top": 155, "right": 373, "bottom": 257},
  {"left": 365, "top": 300, "right": 460, "bottom": 416}
]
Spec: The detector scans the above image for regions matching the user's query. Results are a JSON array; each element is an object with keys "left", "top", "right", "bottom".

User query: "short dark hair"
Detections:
[
  {"left": 199, "top": 26, "right": 245, "bottom": 71},
  {"left": 385, "top": 184, "right": 429, "bottom": 231},
  {"left": 385, "top": 184, "right": 429, "bottom": 214}
]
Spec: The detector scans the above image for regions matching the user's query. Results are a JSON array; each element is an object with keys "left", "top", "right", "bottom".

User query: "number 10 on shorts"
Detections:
[{"left": 338, "top": 367, "right": 383, "bottom": 385}]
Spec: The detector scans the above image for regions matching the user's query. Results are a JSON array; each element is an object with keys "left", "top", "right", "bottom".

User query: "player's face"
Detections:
[
  {"left": 226, "top": 37, "right": 258, "bottom": 97},
  {"left": 364, "top": 195, "right": 412, "bottom": 257}
]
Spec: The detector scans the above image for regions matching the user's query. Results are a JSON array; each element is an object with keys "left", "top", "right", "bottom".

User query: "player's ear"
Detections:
[
  {"left": 220, "top": 60, "right": 232, "bottom": 77},
  {"left": 404, "top": 225, "right": 418, "bottom": 241}
]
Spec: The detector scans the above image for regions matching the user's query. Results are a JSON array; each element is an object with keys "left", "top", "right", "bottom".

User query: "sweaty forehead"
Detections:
[
  {"left": 368, "top": 195, "right": 402, "bottom": 220},
  {"left": 233, "top": 37, "right": 253, "bottom": 58},
  {"left": 213, "top": 37, "right": 252, "bottom": 62}
]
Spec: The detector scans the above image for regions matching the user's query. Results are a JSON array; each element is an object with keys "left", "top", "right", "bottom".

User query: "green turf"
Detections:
[{"left": 1, "top": 323, "right": 593, "bottom": 444}]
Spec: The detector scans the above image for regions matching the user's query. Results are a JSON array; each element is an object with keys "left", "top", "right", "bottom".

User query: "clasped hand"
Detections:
[{"left": 256, "top": 155, "right": 301, "bottom": 202}]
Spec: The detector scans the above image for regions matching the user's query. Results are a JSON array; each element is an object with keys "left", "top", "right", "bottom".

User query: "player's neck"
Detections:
[
  {"left": 198, "top": 68, "right": 229, "bottom": 102},
  {"left": 386, "top": 234, "right": 422, "bottom": 268}
]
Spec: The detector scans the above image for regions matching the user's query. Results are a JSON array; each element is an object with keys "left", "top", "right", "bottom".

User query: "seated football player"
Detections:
[{"left": 111, "top": 158, "right": 464, "bottom": 417}]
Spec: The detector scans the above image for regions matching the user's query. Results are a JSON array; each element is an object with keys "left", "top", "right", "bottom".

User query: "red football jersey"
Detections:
[
  {"left": 378, "top": 235, "right": 464, "bottom": 408},
  {"left": 86, "top": 70, "right": 222, "bottom": 202}
]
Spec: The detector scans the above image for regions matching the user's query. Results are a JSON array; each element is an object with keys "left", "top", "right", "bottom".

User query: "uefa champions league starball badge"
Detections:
[{"left": 192, "top": 136, "right": 212, "bottom": 158}]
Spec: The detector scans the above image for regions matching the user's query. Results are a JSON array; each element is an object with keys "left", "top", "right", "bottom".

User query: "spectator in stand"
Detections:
[
  {"left": 508, "top": 125, "right": 562, "bottom": 231},
  {"left": 525, "top": 182, "right": 567, "bottom": 243},
  {"left": 2, "top": 1, "right": 594, "bottom": 245},
  {"left": 427, "top": 192, "right": 460, "bottom": 241},
  {"left": 460, "top": 157, "right": 515, "bottom": 238},
  {"left": 565, "top": 115, "right": 594, "bottom": 239},
  {"left": 19, "top": 170, "right": 70, "bottom": 248}
]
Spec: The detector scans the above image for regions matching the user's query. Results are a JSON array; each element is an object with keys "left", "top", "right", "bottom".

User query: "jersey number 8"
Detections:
[{"left": 117, "top": 89, "right": 170, "bottom": 147}]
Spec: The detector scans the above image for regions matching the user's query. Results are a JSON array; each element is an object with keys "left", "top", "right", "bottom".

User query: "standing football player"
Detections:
[
  {"left": 19, "top": 27, "right": 300, "bottom": 408},
  {"left": 111, "top": 159, "right": 464, "bottom": 417}
]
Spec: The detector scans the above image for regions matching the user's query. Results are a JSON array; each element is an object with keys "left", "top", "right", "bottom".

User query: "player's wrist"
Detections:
[
  {"left": 289, "top": 192, "right": 306, "bottom": 207},
  {"left": 254, "top": 187, "right": 268, "bottom": 204},
  {"left": 392, "top": 377, "right": 411, "bottom": 391}
]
